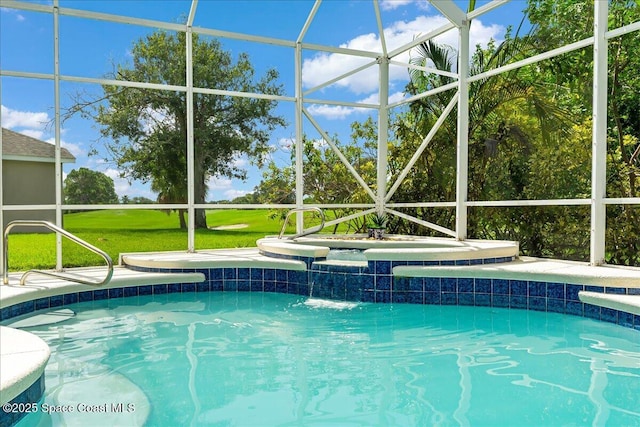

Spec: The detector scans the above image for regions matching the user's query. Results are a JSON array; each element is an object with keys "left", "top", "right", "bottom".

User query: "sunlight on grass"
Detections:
[{"left": 6, "top": 209, "right": 282, "bottom": 271}]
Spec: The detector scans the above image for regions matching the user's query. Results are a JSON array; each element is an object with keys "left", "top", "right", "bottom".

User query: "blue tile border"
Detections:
[
  {"left": 1, "top": 265, "right": 639, "bottom": 333},
  {"left": 0, "top": 375, "right": 45, "bottom": 427}
]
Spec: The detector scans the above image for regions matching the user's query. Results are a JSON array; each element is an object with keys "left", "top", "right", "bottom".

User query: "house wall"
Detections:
[{"left": 2, "top": 159, "right": 58, "bottom": 232}]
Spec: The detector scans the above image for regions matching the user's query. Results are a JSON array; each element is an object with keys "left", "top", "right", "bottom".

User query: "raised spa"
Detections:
[{"left": 257, "top": 235, "right": 520, "bottom": 264}]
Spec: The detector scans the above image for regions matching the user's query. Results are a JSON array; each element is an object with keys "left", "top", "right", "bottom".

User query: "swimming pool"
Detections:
[{"left": 9, "top": 291, "right": 640, "bottom": 426}]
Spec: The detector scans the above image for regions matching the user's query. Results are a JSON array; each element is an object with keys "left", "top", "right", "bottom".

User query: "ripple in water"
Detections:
[{"left": 11, "top": 292, "right": 640, "bottom": 427}]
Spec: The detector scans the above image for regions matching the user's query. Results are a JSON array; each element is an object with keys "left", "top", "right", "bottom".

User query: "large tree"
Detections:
[
  {"left": 64, "top": 167, "right": 119, "bottom": 206},
  {"left": 75, "top": 30, "right": 285, "bottom": 229}
]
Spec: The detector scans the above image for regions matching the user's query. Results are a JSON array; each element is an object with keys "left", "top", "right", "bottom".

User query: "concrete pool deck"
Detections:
[{"left": 1, "top": 248, "right": 639, "bottom": 425}]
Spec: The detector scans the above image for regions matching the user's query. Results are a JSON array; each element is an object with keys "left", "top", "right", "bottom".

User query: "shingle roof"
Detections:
[{"left": 2, "top": 127, "right": 75, "bottom": 162}]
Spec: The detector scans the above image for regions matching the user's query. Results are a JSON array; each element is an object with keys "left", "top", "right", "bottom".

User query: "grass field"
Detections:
[{"left": 5, "top": 209, "right": 288, "bottom": 272}]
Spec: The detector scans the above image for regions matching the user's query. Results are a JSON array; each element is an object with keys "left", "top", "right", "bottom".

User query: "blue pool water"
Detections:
[{"left": 12, "top": 292, "right": 640, "bottom": 426}]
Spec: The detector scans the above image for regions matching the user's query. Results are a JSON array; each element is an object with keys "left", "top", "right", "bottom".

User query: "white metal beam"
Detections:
[
  {"left": 297, "top": 0, "right": 321, "bottom": 43},
  {"left": 304, "top": 98, "right": 378, "bottom": 109},
  {"left": 377, "top": 56, "right": 389, "bottom": 215},
  {"left": 373, "top": 0, "right": 387, "bottom": 57},
  {"left": 187, "top": 0, "right": 198, "bottom": 27},
  {"left": 187, "top": 0, "right": 198, "bottom": 253},
  {"left": 386, "top": 208, "right": 456, "bottom": 237},
  {"left": 388, "top": 21, "right": 456, "bottom": 59},
  {"left": 468, "top": 37, "right": 594, "bottom": 84},
  {"left": 387, "top": 80, "right": 458, "bottom": 109},
  {"left": 590, "top": 0, "right": 608, "bottom": 265},
  {"left": 389, "top": 59, "right": 459, "bottom": 80},
  {"left": 303, "top": 59, "right": 378, "bottom": 96},
  {"left": 322, "top": 209, "right": 375, "bottom": 230},
  {"left": 194, "top": 26, "right": 295, "bottom": 49},
  {"left": 467, "top": 0, "right": 511, "bottom": 21},
  {"left": 301, "top": 42, "right": 380, "bottom": 59},
  {"left": 295, "top": 43, "right": 304, "bottom": 233},
  {"left": 455, "top": 20, "right": 470, "bottom": 240},
  {"left": 0, "top": 69, "right": 295, "bottom": 104},
  {"left": 430, "top": 0, "right": 466, "bottom": 27},
  {"left": 606, "top": 21, "right": 640, "bottom": 39},
  {"left": 186, "top": 24, "right": 196, "bottom": 252},
  {"left": 54, "top": 0, "right": 63, "bottom": 270}
]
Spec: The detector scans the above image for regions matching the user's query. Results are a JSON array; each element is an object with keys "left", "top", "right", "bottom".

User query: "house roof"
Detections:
[{"left": 1, "top": 127, "right": 75, "bottom": 163}]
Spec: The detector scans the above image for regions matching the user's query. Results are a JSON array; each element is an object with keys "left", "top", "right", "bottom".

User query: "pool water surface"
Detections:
[{"left": 11, "top": 292, "right": 640, "bottom": 426}]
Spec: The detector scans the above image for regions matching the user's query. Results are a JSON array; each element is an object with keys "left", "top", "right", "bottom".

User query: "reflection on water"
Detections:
[
  {"left": 12, "top": 292, "right": 640, "bottom": 427},
  {"left": 326, "top": 249, "right": 367, "bottom": 262}
]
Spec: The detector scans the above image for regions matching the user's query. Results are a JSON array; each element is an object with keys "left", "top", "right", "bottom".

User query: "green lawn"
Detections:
[{"left": 5, "top": 209, "right": 286, "bottom": 272}]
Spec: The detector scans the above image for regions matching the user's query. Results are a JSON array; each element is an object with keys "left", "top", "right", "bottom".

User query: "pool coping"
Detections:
[
  {"left": 119, "top": 248, "right": 308, "bottom": 270},
  {"left": 0, "top": 266, "right": 206, "bottom": 309},
  {"left": 393, "top": 256, "right": 640, "bottom": 287},
  {"left": 0, "top": 326, "right": 50, "bottom": 408},
  {"left": 257, "top": 236, "right": 520, "bottom": 261}
]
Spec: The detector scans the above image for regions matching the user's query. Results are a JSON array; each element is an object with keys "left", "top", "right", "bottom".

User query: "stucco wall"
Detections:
[{"left": 2, "top": 160, "right": 58, "bottom": 232}]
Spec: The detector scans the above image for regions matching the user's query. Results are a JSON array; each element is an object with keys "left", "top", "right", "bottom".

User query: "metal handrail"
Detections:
[
  {"left": 278, "top": 207, "right": 325, "bottom": 240},
  {"left": 3, "top": 220, "right": 113, "bottom": 286}
]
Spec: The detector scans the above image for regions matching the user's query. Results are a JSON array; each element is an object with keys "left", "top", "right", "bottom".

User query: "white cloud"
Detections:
[
  {"left": 101, "top": 168, "right": 121, "bottom": 181},
  {"left": 44, "top": 137, "right": 86, "bottom": 158},
  {"left": 1, "top": 105, "right": 88, "bottom": 157},
  {"left": 305, "top": 90, "right": 405, "bottom": 120},
  {"left": 231, "top": 156, "right": 248, "bottom": 169},
  {"left": 277, "top": 138, "right": 295, "bottom": 151},
  {"left": 223, "top": 189, "right": 249, "bottom": 200},
  {"left": 20, "top": 129, "right": 45, "bottom": 140},
  {"left": 207, "top": 176, "right": 233, "bottom": 191},
  {"left": 302, "top": 15, "right": 504, "bottom": 96},
  {"left": 0, "top": 7, "right": 25, "bottom": 22},
  {"left": 1, "top": 104, "right": 50, "bottom": 129},
  {"left": 306, "top": 104, "right": 358, "bottom": 120},
  {"left": 388, "top": 91, "right": 406, "bottom": 105},
  {"left": 206, "top": 175, "right": 251, "bottom": 201},
  {"left": 102, "top": 168, "right": 132, "bottom": 196},
  {"left": 312, "top": 138, "right": 327, "bottom": 149},
  {"left": 141, "top": 106, "right": 174, "bottom": 135},
  {"left": 380, "top": 0, "right": 416, "bottom": 11}
]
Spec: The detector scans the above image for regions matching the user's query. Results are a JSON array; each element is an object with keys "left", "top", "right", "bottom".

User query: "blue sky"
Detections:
[{"left": 0, "top": 0, "right": 528, "bottom": 202}]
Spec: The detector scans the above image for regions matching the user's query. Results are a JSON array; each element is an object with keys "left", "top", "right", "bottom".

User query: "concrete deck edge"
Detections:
[
  {"left": 0, "top": 326, "right": 50, "bottom": 405},
  {"left": 579, "top": 291, "right": 640, "bottom": 316},
  {"left": 0, "top": 267, "right": 205, "bottom": 309},
  {"left": 256, "top": 239, "right": 330, "bottom": 258},
  {"left": 393, "top": 257, "right": 640, "bottom": 288},
  {"left": 121, "top": 249, "right": 308, "bottom": 271}
]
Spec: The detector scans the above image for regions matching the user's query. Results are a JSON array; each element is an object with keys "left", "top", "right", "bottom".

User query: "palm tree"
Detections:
[{"left": 399, "top": 28, "right": 580, "bottom": 255}]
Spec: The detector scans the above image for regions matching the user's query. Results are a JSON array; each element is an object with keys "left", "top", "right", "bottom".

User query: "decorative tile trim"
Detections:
[
  {"left": 1, "top": 265, "right": 638, "bottom": 333},
  {"left": 0, "top": 375, "right": 45, "bottom": 427}
]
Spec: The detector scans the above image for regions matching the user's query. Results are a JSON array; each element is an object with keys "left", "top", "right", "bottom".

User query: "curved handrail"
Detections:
[
  {"left": 3, "top": 220, "right": 113, "bottom": 286},
  {"left": 278, "top": 207, "right": 325, "bottom": 240}
]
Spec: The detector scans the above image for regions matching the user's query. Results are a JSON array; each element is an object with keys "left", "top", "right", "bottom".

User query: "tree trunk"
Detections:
[
  {"left": 194, "top": 146, "right": 208, "bottom": 229},
  {"left": 178, "top": 209, "right": 187, "bottom": 230},
  {"left": 195, "top": 209, "right": 207, "bottom": 229}
]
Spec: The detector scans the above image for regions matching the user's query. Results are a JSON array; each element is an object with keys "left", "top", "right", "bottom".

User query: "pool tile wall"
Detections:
[
  {"left": 0, "top": 376, "right": 45, "bottom": 427},
  {"left": 2, "top": 264, "right": 639, "bottom": 332}
]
